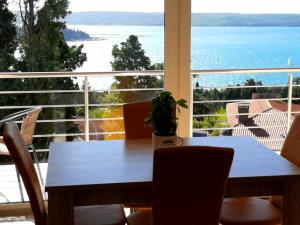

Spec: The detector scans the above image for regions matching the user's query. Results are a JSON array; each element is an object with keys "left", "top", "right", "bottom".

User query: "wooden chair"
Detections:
[
  {"left": 127, "top": 145, "right": 234, "bottom": 225},
  {"left": 220, "top": 115, "right": 300, "bottom": 225},
  {"left": 0, "top": 107, "right": 43, "bottom": 201},
  {"left": 3, "top": 121, "right": 126, "bottom": 225},
  {"left": 123, "top": 101, "right": 154, "bottom": 210},
  {"left": 123, "top": 101, "right": 153, "bottom": 140}
]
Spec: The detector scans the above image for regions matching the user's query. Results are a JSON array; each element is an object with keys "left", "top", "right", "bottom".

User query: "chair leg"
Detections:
[
  {"left": 29, "top": 145, "right": 45, "bottom": 197},
  {"left": 15, "top": 168, "right": 25, "bottom": 202}
]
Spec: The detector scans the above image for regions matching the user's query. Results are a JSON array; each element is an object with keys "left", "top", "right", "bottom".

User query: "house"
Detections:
[{"left": 226, "top": 100, "right": 300, "bottom": 151}]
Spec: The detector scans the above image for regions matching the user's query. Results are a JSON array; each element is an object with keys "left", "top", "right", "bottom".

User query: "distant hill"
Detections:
[
  {"left": 192, "top": 13, "right": 300, "bottom": 26},
  {"left": 63, "top": 28, "right": 91, "bottom": 41},
  {"left": 13, "top": 11, "right": 91, "bottom": 41},
  {"left": 66, "top": 12, "right": 300, "bottom": 27},
  {"left": 66, "top": 12, "right": 163, "bottom": 26}
]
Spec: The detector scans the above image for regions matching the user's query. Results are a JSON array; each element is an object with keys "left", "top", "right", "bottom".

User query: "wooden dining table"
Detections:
[{"left": 45, "top": 136, "right": 300, "bottom": 225}]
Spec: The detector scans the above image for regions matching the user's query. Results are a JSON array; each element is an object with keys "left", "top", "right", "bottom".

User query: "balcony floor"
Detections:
[
  {"left": 0, "top": 219, "right": 34, "bottom": 224},
  {"left": 0, "top": 163, "right": 48, "bottom": 204}
]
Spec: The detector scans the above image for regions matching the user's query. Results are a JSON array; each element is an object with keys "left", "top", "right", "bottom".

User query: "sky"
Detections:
[
  {"left": 8, "top": 0, "right": 300, "bottom": 14},
  {"left": 68, "top": 0, "right": 300, "bottom": 14}
]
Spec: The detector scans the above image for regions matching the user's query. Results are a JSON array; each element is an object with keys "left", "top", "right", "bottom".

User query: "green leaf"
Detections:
[{"left": 177, "top": 99, "right": 188, "bottom": 108}]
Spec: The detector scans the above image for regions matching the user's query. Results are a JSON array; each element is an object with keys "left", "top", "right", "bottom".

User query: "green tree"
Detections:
[
  {"left": 110, "top": 35, "right": 162, "bottom": 102},
  {"left": 17, "top": 0, "right": 86, "bottom": 71},
  {"left": 6, "top": 0, "right": 88, "bottom": 151},
  {"left": 193, "top": 107, "right": 227, "bottom": 136},
  {"left": 0, "top": 0, "right": 17, "bottom": 71},
  {"left": 240, "top": 78, "right": 263, "bottom": 99},
  {"left": 193, "top": 78, "right": 265, "bottom": 117},
  {"left": 0, "top": 2, "right": 20, "bottom": 163},
  {"left": 0, "top": 0, "right": 23, "bottom": 124}
]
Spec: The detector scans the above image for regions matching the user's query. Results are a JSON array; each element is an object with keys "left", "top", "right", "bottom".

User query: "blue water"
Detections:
[
  {"left": 68, "top": 25, "right": 300, "bottom": 88},
  {"left": 192, "top": 27, "right": 300, "bottom": 87}
]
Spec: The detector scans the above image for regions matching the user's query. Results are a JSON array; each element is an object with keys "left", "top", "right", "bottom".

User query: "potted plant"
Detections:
[{"left": 145, "top": 91, "right": 188, "bottom": 148}]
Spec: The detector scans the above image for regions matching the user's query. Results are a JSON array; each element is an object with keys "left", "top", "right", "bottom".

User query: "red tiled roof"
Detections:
[
  {"left": 227, "top": 100, "right": 300, "bottom": 127},
  {"left": 226, "top": 100, "right": 272, "bottom": 126},
  {"left": 269, "top": 100, "right": 300, "bottom": 113},
  {"left": 225, "top": 100, "right": 300, "bottom": 151}
]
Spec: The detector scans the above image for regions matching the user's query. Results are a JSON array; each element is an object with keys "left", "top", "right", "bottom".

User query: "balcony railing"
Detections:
[
  {"left": 0, "top": 67, "right": 300, "bottom": 205},
  {"left": 0, "top": 71, "right": 164, "bottom": 144}
]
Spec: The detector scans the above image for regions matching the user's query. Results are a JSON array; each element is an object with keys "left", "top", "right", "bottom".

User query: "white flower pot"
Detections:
[{"left": 152, "top": 133, "right": 182, "bottom": 149}]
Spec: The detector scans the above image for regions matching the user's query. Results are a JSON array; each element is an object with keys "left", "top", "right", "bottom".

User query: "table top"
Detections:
[{"left": 45, "top": 136, "right": 300, "bottom": 192}]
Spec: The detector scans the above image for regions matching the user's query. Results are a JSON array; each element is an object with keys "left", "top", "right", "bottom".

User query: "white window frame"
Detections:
[{"left": 164, "top": 0, "right": 192, "bottom": 137}]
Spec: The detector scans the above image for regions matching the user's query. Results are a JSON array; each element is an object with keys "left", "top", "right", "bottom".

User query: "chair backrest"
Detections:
[
  {"left": 152, "top": 146, "right": 234, "bottom": 225},
  {"left": 1, "top": 108, "right": 33, "bottom": 123},
  {"left": 123, "top": 101, "right": 153, "bottom": 139},
  {"left": 3, "top": 121, "right": 46, "bottom": 225},
  {"left": 281, "top": 115, "right": 300, "bottom": 167},
  {"left": 1, "top": 107, "right": 42, "bottom": 146},
  {"left": 270, "top": 114, "right": 300, "bottom": 208},
  {"left": 21, "top": 107, "right": 42, "bottom": 146}
]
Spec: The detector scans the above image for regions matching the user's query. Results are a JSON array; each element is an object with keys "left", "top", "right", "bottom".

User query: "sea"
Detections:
[{"left": 67, "top": 25, "right": 300, "bottom": 89}]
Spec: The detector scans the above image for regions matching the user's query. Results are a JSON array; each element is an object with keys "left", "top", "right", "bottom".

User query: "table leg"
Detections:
[
  {"left": 282, "top": 181, "right": 300, "bottom": 225},
  {"left": 48, "top": 191, "right": 74, "bottom": 225}
]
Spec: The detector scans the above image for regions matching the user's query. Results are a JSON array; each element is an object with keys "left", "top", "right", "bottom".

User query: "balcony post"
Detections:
[
  {"left": 165, "top": 0, "right": 192, "bottom": 137},
  {"left": 84, "top": 76, "right": 90, "bottom": 141},
  {"left": 287, "top": 73, "right": 293, "bottom": 132}
]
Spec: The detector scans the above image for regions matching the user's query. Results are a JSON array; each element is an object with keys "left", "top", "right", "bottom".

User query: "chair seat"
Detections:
[
  {"left": 126, "top": 209, "right": 152, "bottom": 225},
  {"left": 220, "top": 198, "right": 281, "bottom": 225},
  {"left": 127, "top": 209, "right": 223, "bottom": 225},
  {"left": 75, "top": 204, "right": 126, "bottom": 225}
]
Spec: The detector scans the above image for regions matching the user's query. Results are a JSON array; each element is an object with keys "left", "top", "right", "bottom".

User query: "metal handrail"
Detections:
[
  {"left": 1, "top": 67, "right": 298, "bottom": 78},
  {"left": 0, "top": 87, "right": 163, "bottom": 94},
  {"left": 194, "top": 84, "right": 288, "bottom": 89},
  {"left": 194, "top": 98, "right": 288, "bottom": 104},
  {"left": 0, "top": 70, "right": 164, "bottom": 78},
  {"left": 191, "top": 67, "right": 300, "bottom": 75},
  {"left": 193, "top": 125, "right": 287, "bottom": 131},
  {"left": 194, "top": 111, "right": 288, "bottom": 118}
]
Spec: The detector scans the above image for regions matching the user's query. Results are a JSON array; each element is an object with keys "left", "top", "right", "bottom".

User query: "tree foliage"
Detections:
[
  {"left": 110, "top": 35, "right": 162, "bottom": 102},
  {"left": 17, "top": 0, "right": 86, "bottom": 71},
  {"left": 0, "top": 0, "right": 17, "bottom": 71},
  {"left": 15, "top": 0, "right": 87, "bottom": 150},
  {"left": 86, "top": 35, "right": 163, "bottom": 141},
  {"left": 193, "top": 107, "right": 227, "bottom": 136},
  {"left": 193, "top": 78, "right": 266, "bottom": 116},
  {"left": 0, "top": 0, "right": 23, "bottom": 141},
  {"left": 0, "top": 0, "right": 87, "bottom": 156}
]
